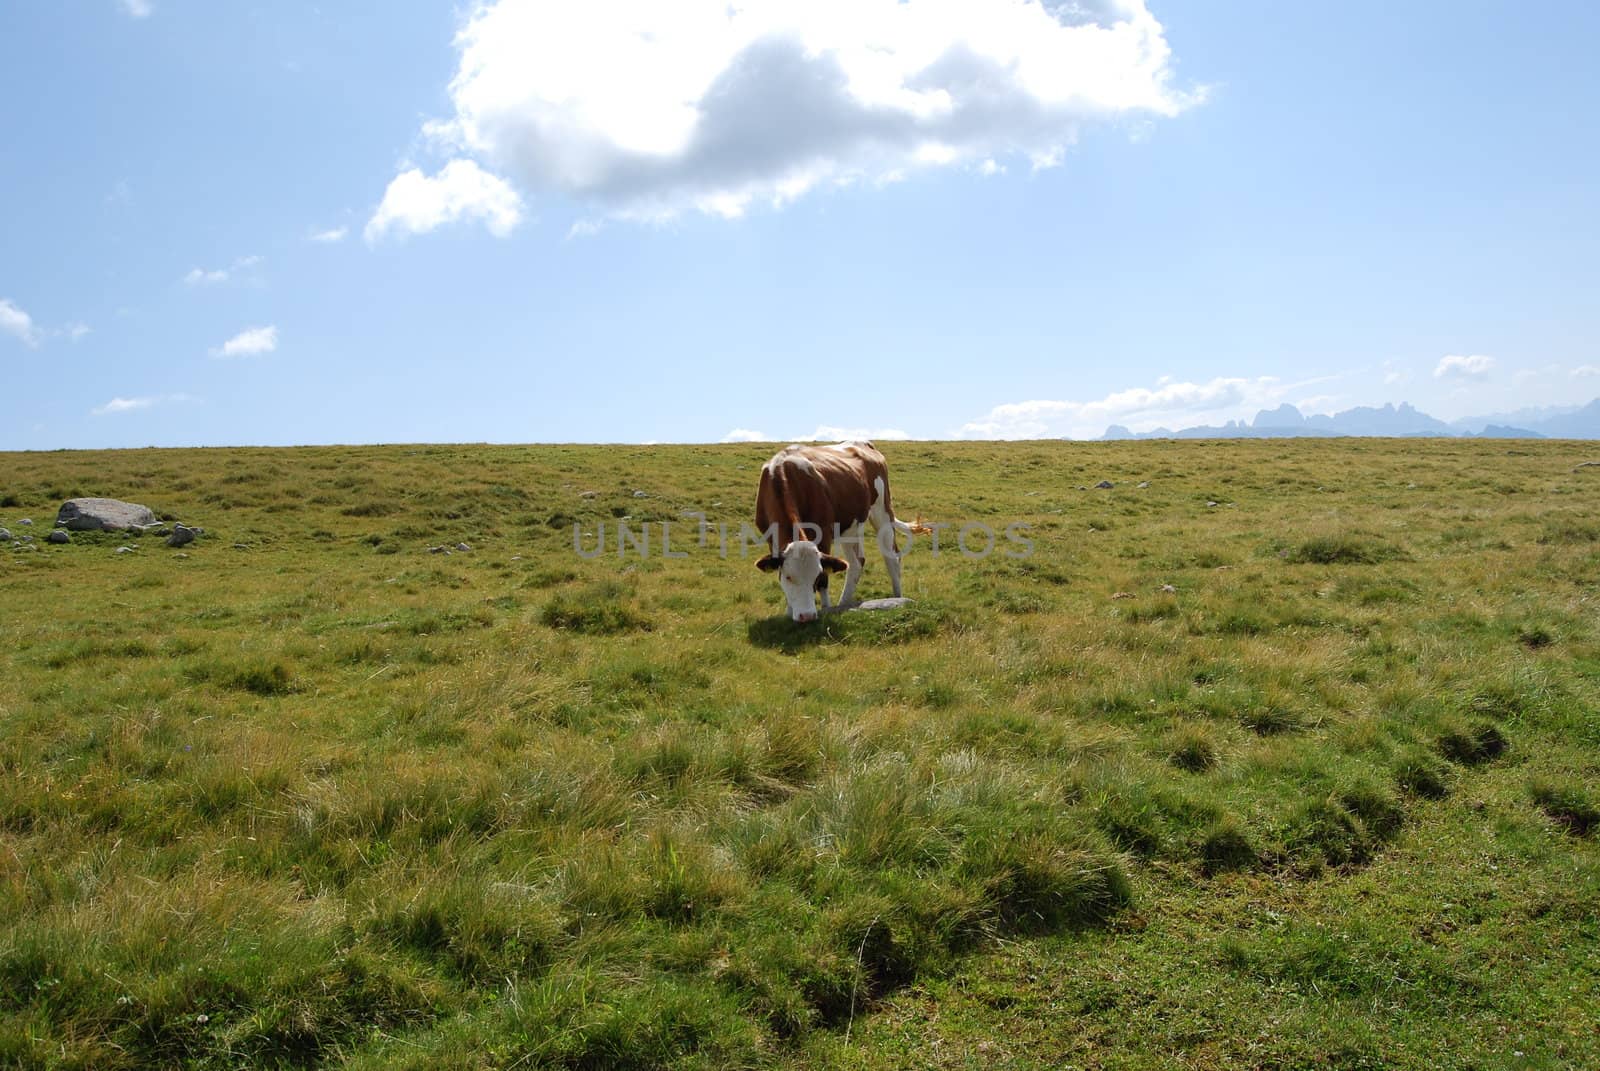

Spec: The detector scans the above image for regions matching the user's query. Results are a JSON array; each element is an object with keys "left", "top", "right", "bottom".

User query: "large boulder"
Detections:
[{"left": 56, "top": 497, "right": 159, "bottom": 531}]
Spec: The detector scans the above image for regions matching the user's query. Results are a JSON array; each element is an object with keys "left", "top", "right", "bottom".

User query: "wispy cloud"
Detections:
[
  {"left": 183, "top": 254, "right": 263, "bottom": 286},
  {"left": 1572, "top": 364, "right": 1600, "bottom": 378},
  {"left": 209, "top": 324, "right": 277, "bottom": 358},
  {"left": 721, "top": 425, "right": 910, "bottom": 444},
  {"left": 65, "top": 323, "right": 92, "bottom": 342},
  {"left": 0, "top": 298, "right": 41, "bottom": 348},
  {"left": 957, "top": 376, "right": 1299, "bottom": 440},
  {"left": 92, "top": 392, "right": 195, "bottom": 416},
  {"left": 1433, "top": 354, "right": 1495, "bottom": 380},
  {"left": 308, "top": 225, "right": 349, "bottom": 243},
  {"left": 117, "top": 0, "right": 153, "bottom": 19},
  {"left": 806, "top": 425, "right": 910, "bottom": 442}
]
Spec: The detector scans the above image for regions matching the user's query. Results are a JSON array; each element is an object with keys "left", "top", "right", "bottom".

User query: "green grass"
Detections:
[{"left": 2, "top": 438, "right": 1598, "bottom": 1068}]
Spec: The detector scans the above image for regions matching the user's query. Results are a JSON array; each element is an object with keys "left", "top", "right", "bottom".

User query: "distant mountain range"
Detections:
[{"left": 1100, "top": 399, "right": 1600, "bottom": 441}]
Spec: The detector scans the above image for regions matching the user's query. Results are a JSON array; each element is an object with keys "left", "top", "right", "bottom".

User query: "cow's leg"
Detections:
[
  {"left": 869, "top": 490, "right": 904, "bottom": 598},
  {"left": 838, "top": 521, "right": 866, "bottom": 607},
  {"left": 876, "top": 524, "right": 903, "bottom": 597}
]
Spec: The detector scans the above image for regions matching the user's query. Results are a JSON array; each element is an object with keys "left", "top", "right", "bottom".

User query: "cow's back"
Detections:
[{"left": 756, "top": 441, "right": 888, "bottom": 550}]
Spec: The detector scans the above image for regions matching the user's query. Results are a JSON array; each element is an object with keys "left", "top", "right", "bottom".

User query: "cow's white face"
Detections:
[{"left": 757, "top": 541, "right": 847, "bottom": 622}]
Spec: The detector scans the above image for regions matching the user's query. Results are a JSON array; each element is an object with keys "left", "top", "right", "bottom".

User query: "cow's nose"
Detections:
[{"left": 796, "top": 611, "right": 817, "bottom": 624}]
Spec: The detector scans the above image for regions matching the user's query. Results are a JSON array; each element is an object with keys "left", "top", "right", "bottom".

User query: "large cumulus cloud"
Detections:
[{"left": 373, "top": 0, "right": 1195, "bottom": 234}]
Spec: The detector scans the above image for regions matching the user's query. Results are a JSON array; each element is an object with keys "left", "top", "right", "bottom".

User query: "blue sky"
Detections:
[{"left": 2, "top": 0, "right": 1597, "bottom": 449}]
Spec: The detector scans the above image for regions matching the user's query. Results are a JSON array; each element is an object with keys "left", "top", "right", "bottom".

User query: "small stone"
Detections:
[
  {"left": 633, "top": 490, "right": 649, "bottom": 498},
  {"left": 115, "top": 546, "right": 136, "bottom": 554},
  {"left": 175, "top": 552, "right": 189, "bottom": 559},
  {"left": 18, "top": 518, "right": 32, "bottom": 526},
  {"left": 0, "top": 528, "right": 10, "bottom": 542},
  {"left": 1095, "top": 480, "right": 1114, "bottom": 489},
  {"left": 47, "top": 530, "right": 70, "bottom": 544},
  {"left": 1111, "top": 591, "right": 1135, "bottom": 600},
  {"left": 166, "top": 525, "right": 197, "bottom": 548},
  {"left": 429, "top": 545, "right": 448, "bottom": 554},
  {"left": 1206, "top": 500, "right": 1219, "bottom": 508},
  {"left": 510, "top": 555, "right": 523, "bottom": 561},
  {"left": 579, "top": 490, "right": 598, "bottom": 499},
  {"left": 456, "top": 542, "right": 472, "bottom": 552},
  {"left": 1159, "top": 584, "right": 1177, "bottom": 594},
  {"left": 231, "top": 543, "right": 250, "bottom": 550},
  {"left": 1137, "top": 481, "right": 1150, "bottom": 489}
]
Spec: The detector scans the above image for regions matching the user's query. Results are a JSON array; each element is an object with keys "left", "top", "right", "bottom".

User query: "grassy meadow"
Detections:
[{"left": 2, "top": 438, "right": 1598, "bottom": 1069}]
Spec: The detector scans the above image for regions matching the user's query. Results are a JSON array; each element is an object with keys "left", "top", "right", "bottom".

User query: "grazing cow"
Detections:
[{"left": 754, "top": 440, "right": 914, "bottom": 622}]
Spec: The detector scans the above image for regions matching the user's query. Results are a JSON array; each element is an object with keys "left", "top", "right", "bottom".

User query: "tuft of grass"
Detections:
[
  {"left": 1168, "top": 729, "right": 1220, "bottom": 773},
  {"left": 540, "top": 586, "right": 651, "bottom": 635},
  {"left": 1285, "top": 533, "right": 1400, "bottom": 565},
  {"left": 1392, "top": 747, "right": 1451, "bottom": 799},
  {"left": 1528, "top": 778, "right": 1598, "bottom": 836},
  {"left": 1199, "top": 821, "right": 1256, "bottom": 876},
  {"left": 1437, "top": 722, "right": 1509, "bottom": 766},
  {"left": 1536, "top": 518, "right": 1600, "bottom": 544}
]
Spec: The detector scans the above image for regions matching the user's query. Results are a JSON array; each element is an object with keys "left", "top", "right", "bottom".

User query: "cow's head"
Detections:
[{"left": 756, "top": 541, "right": 848, "bottom": 622}]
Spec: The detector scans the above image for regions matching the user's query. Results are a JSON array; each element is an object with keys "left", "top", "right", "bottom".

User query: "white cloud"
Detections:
[
  {"left": 958, "top": 376, "right": 1291, "bottom": 439},
  {"left": 92, "top": 392, "right": 194, "bottom": 416},
  {"left": 1433, "top": 354, "right": 1494, "bottom": 380},
  {"left": 118, "top": 0, "right": 153, "bottom": 18},
  {"left": 210, "top": 325, "right": 277, "bottom": 358},
  {"left": 66, "top": 323, "right": 91, "bottom": 342},
  {"left": 805, "top": 425, "right": 911, "bottom": 442},
  {"left": 183, "top": 254, "right": 263, "bottom": 286},
  {"left": 407, "top": 0, "right": 1196, "bottom": 223},
  {"left": 1572, "top": 364, "right": 1600, "bottom": 378},
  {"left": 365, "top": 159, "right": 525, "bottom": 241},
  {"left": 721, "top": 425, "right": 911, "bottom": 443},
  {"left": 309, "top": 225, "right": 349, "bottom": 243},
  {"left": 1, "top": 298, "right": 41, "bottom": 347}
]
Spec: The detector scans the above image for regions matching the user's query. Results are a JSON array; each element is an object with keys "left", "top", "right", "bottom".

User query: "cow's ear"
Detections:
[
  {"left": 820, "top": 554, "right": 849, "bottom": 573},
  {"left": 755, "top": 555, "right": 782, "bottom": 572}
]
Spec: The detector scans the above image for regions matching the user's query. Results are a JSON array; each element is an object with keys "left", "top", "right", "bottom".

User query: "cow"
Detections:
[{"left": 753, "top": 440, "right": 915, "bottom": 622}]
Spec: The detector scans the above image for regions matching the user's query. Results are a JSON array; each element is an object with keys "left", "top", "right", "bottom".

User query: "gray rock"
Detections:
[
  {"left": 1095, "top": 480, "right": 1114, "bottom": 489},
  {"left": 1206, "top": 500, "right": 1219, "bottom": 508},
  {"left": 1137, "top": 481, "right": 1150, "bottom": 489},
  {"left": 166, "top": 525, "right": 197, "bottom": 548},
  {"left": 47, "top": 530, "right": 70, "bottom": 544},
  {"left": 1159, "top": 584, "right": 1177, "bottom": 594},
  {"left": 18, "top": 518, "right": 32, "bottom": 526},
  {"left": 0, "top": 528, "right": 9, "bottom": 542},
  {"left": 833, "top": 597, "right": 914, "bottom": 613},
  {"left": 579, "top": 490, "right": 598, "bottom": 499},
  {"left": 56, "top": 498, "right": 158, "bottom": 532},
  {"left": 455, "top": 542, "right": 472, "bottom": 552},
  {"left": 115, "top": 546, "right": 136, "bottom": 554},
  {"left": 633, "top": 490, "right": 649, "bottom": 498}
]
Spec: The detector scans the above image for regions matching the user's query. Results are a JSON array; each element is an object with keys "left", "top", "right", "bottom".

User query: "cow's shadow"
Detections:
[
  {"left": 745, "top": 614, "right": 842, "bottom": 653},
  {"left": 745, "top": 600, "right": 917, "bottom": 653}
]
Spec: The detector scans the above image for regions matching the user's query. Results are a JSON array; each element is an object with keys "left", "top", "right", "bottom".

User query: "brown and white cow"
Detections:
[{"left": 754, "top": 440, "right": 912, "bottom": 622}]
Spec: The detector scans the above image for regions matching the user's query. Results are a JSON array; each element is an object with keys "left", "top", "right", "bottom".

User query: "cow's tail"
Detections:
[{"left": 875, "top": 475, "right": 934, "bottom": 535}]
